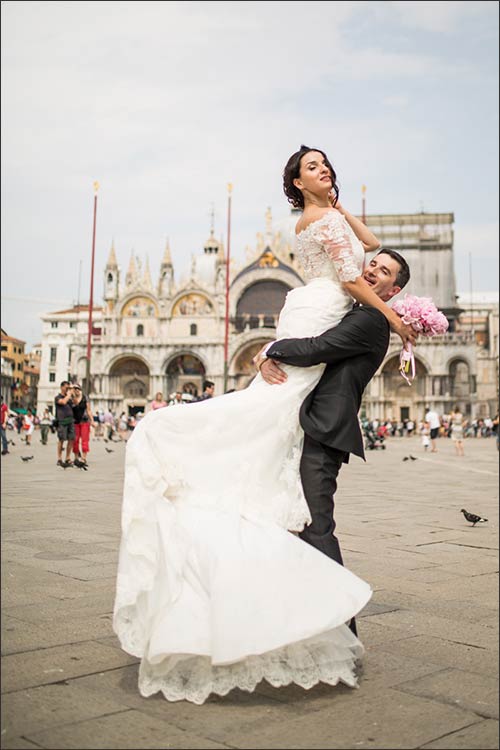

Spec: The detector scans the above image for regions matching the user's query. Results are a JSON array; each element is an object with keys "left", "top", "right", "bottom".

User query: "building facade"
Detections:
[{"left": 36, "top": 210, "right": 499, "bottom": 421}]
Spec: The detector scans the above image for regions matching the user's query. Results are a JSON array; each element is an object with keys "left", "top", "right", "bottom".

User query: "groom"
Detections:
[{"left": 255, "top": 249, "right": 412, "bottom": 634}]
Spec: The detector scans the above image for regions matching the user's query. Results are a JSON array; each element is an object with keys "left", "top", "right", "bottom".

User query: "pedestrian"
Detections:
[
  {"left": 23, "top": 409, "right": 35, "bottom": 446},
  {"left": 102, "top": 409, "right": 115, "bottom": 441},
  {"left": 118, "top": 411, "right": 128, "bottom": 441},
  {"left": 15, "top": 413, "right": 24, "bottom": 435},
  {"left": 493, "top": 414, "right": 499, "bottom": 451},
  {"left": 39, "top": 409, "right": 52, "bottom": 445},
  {"left": 55, "top": 381, "right": 75, "bottom": 467},
  {"left": 1, "top": 396, "right": 9, "bottom": 455},
  {"left": 424, "top": 406, "right": 440, "bottom": 452},
  {"left": 196, "top": 380, "right": 215, "bottom": 402},
  {"left": 450, "top": 406, "right": 465, "bottom": 456},
  {"left": 420, "top": 420, "right": 430, "bottom": 451},
  {"left": 94, "top": 410, "right": 105, "bottom": 439},
  {"left": 168, "top": 391, "right": 184, "bottom": 406},
  {"left": 151, "top": 392, "right": 168, "bottom": 411},
  {"left": 71, "top": 384, "right": 95, "bottom": 466}
]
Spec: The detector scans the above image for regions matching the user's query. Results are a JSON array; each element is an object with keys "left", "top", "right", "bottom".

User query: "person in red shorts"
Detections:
[
  {"left": 1, "top": 396, "right": 9, "bottom": 455},
  {"left": 70, "top": 384, "right": 95, "bottom": 467}
]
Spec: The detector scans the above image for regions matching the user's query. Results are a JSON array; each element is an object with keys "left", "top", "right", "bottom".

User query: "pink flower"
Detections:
[{"left": 392, "top": 295, "right": 449, "bottom": 384}]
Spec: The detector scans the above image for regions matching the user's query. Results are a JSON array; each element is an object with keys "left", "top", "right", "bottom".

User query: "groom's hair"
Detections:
[{"left": 376, "top": 248, "right": 410, "bottom": 289}]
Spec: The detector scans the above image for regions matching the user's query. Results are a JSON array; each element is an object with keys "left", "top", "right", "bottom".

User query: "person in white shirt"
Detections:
[{"left": 424, "top": 406, "right": 441, "bottom": 452}]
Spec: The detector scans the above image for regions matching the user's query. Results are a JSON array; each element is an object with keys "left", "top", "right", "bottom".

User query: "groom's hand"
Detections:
[
  {"left": 260, "top": 359, "right": 287, "bottom": 385},
  {"left": 252, "top": 344, "right": 269, "bottom": 369}
]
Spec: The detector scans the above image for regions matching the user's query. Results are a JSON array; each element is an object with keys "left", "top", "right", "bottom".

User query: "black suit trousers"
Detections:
[
  {"left": 299, "top": 434, "right": 346, "bottom": 565},
  {"left": 299, "top": 434, "right": 358, "bottom": 636}
]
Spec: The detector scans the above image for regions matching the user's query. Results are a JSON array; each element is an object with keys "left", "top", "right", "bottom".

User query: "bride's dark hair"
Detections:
[{"left": 283, "top": 145, "right": 339, "bottom": 210}]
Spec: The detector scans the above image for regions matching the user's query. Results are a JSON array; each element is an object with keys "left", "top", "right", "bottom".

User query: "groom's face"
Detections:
[{"left": 363, "top": 253, "right": 402, "bottom": 302}]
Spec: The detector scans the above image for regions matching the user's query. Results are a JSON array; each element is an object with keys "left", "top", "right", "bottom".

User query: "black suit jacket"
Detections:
[{"left": 266, "top": 306, "right": 390, "bottom": 460}]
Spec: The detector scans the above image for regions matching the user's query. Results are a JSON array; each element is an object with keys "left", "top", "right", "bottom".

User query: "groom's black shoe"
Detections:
[{"left": 348, "top": 617, "right": 358, "bottom": 637}]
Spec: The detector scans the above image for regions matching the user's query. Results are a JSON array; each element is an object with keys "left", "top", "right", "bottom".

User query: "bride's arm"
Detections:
[
  {"left": 316, "top": 213, "right": 415, "bottom": 347},
  {"left": 331, "top": 197, "right": 380, "bottom": 253}
]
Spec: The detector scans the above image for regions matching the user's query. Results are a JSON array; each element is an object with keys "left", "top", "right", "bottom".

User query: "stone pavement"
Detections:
[{"left": 1, "top": 430, "right": 498, "bottom": 750}]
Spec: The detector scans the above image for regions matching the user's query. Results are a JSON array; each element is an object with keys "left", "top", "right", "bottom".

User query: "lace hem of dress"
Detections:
[{"left": 138, "top": 628, "right": 364, "bottom": 704}]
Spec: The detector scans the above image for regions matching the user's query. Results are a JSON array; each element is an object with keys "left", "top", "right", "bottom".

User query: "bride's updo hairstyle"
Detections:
[{"left": 283, "top": 144, "right": 339, "bottom": 210}]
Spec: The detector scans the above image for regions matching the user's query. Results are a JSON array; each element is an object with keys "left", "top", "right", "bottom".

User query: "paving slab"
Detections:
[
  {"left": 24, "top": 709, "right": 229, "bottom": 749},
  {"left": 1, "top": 433, "right": 498, "bottom": 749},
  {"left": 0, "top": 737, "right": 41, "bottom": 749},
  {"left": 2, "top": 613, "right": 116, "bottom": 656},
  {"left": 70, "top": 664, "right": 305, "bottom": 731},
  {"left": 1, "top": 641, "right": 138, "bottom": 693},
  {"left": 419, "top": 718, "right": 499, "bottom": 749},
  {"left": 364, "top": 609, "right": 497, "bottom": 649},
  {"left": 193, "top": 689, "right": 481, "bottom": 749},
  {"left": 1, "top": 680, "right": 129, "bottom": 739},
  {"left": 396, "top": 667, "right": 499, "bottom": 719},
  {"left": 374, "top": 633, "right": 499, "bottom": 679}
]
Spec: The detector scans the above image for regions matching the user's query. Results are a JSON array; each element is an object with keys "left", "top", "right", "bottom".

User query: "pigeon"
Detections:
[
  {"left": 74, "top": 458, "right": 88, "bottom": 471},
  {"left": 20, "top": 456, "right": 34, "bottom": 462},
  {"left": 105, "top": 448, "right": 114, "bottom": 453},
  {"left": 461, "top": 509, "right": 488, "bottom": 526},
  {"left": 9, "top": 440, "right": 15, "bottom": 446},
  {"left": 409, "top": 455, "right": 418, "bottom": 461},
  {"left": 402, "top": 456, "right": 409, "bottom": 462}
]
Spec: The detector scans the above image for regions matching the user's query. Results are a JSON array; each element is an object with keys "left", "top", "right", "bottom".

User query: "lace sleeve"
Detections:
[{"left": 312, "top": 212, "right": 361, "bottom": 282}]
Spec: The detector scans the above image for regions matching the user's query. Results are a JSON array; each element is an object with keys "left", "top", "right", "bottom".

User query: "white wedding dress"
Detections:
[{"left": 113, "top": 210, "right": 372, "bottom": 704}]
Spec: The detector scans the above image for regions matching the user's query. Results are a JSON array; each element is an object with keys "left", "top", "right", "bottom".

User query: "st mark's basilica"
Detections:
[{"left": 36, "top": 207, "right": 498, "bottom": 422}]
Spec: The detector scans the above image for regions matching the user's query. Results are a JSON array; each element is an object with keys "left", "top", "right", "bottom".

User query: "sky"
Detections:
[{"left": 1, "top": 0, "right": 498, "bottom": 349}]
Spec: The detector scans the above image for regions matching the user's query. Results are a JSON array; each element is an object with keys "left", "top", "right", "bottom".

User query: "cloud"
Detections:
[{"left": 386, "top": 0, "right": 497, "bottom": 34}]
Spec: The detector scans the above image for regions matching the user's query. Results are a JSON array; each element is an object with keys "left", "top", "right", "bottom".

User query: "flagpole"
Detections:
[
  {"left": 223, "top": 182, "right": 232, "bottom": 392},
  {"left": 85, "top": 181, "right": 99, "bottom": 394}
]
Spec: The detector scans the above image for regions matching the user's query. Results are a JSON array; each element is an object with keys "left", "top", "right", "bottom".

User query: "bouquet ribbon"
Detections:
[{"left": 399, "top": 343, "right": 415, "bottom": 386}]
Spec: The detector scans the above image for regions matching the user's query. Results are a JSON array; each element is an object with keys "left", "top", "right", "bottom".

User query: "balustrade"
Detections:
[
  {"left": 231, "top": 314, "right": 278, "bottom": 333},
  {"left": 389, "top": 331, "right": 475, "bottom": 346}
]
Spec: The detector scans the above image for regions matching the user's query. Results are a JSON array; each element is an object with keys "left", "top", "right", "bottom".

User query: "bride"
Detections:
[{"left": 113, "top": 144, "right": 413, "bottom": 704}]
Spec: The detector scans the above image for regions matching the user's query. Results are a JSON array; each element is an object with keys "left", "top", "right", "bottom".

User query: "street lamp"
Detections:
[
  {"left": 85, "top": 181, "right": 99, "bottom": 395},
  {"left": 223, "top": 182, "right": 232, "bottom": 392}
]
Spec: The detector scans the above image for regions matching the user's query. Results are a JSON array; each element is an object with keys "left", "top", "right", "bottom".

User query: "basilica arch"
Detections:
[
  {"left": 170, "top": 292, "right": 216, "bottom": 318},
  {"left": 233, "top": 279, "right": 292, "bottom": 332},
  {"left": 108, "top": 355, "right": 151, "bottom": 415},
  {"left": 448, "top": 357, "right": 472, "bottom": 412},
  {"left": 229, "top": 338, "right": 272, "bottom": 389},
  {"left": 379, "top": 354, "right": 430, "bottom": 422},
  {"left": 165, "top": 352, "right": 207, "bottom": 399}
]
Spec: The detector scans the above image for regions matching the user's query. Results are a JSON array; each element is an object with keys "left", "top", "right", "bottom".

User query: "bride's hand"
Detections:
[
  {"left": 391, "top": 317, "right": 418, "bottom": 349},
  {"left": 328, "top": 191, "right": 343, "bottom": 212}
]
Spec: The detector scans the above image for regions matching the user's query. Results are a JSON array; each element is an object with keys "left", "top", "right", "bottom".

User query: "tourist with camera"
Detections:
[{"left": 54, "top": 381, "right": 75, "bottom": 468}]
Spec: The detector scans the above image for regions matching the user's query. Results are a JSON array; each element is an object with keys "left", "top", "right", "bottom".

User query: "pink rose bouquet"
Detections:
[{"left": 392, "top": 294, "right": 449, "bottom": 385}]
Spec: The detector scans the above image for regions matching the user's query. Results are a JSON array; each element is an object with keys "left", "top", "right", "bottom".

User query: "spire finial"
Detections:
[
  {"left": 162, "top": 237, "right": 172, "bottom": 265},
  {"left": 125, "top": 251, "right": 137, "bottom": 287},
  {"left": 209, "top": 203, "right": 215, "bottom": 237},
  {"left": 107, "top": 239, "right": 118, "bottom": 268},
  {"left": 143, "top": 255, "right": 153, "bottom": 290},
  {"left": 265, "top": 206, "right": 273, "bottom": 245}
]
